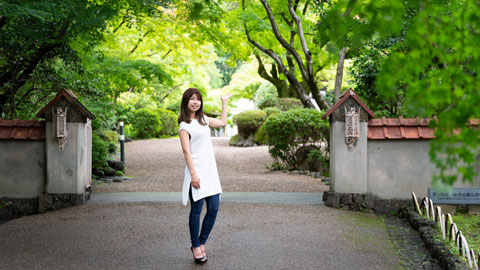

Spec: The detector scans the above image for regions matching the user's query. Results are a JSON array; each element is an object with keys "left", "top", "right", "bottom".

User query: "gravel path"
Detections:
[{"left": 94, "top": 137, "right": 329, "bottom": 193}]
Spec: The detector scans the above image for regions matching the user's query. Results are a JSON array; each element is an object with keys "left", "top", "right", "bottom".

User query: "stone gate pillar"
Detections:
[
  {"left": 322, "top": 89, "right": 375, "bottom": 194},
  {"left": 36, "top": 89, "right": 95, "bottom": 210}
]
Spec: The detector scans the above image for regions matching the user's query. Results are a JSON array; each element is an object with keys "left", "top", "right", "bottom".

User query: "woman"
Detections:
[{"left": 178, "top": 88, "right": 231, "bottom": 264}]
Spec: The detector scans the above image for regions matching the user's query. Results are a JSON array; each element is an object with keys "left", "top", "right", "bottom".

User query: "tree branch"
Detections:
[
  {"left": 130, "top": 30, "right": 152, "bottom": 54},
  {"left": 260, "top": 0, "right": 310, "bottom": 85},
  {"left": 113, "top": 14, "right": 128, "bottom": 33},
  {"left": 161, "top": 49, "right": 172, "bottom": 60},
  {"left": 160, "top": 83, "right": 183, "bottom": 102}
]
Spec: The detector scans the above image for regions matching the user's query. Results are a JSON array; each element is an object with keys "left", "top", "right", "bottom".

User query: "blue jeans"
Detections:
[{"left": 189, "top": 187, "right": 220, "bottom": 248}]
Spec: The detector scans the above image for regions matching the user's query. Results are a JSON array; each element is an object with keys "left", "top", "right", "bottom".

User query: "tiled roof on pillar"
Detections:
[
  {"left": 36, "top": 89, "right": 96, "bottom": 120},
  {"left": 0, "top": 119, "right": 45, "bottom": 140},
  {"left": 322, "top": 88, "right": 375, "bottom": 119}
]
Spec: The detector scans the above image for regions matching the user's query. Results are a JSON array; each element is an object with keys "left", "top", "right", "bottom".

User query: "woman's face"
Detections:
[{"left": 187, "top": 94, "right": 201, "bottom": 113}]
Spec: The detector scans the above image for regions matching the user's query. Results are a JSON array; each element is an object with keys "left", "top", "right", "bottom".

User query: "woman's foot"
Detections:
[
  {"left": 200, "top": 244, "right": 206, "bottom": 257},
  {"left": 191, "top": 247, "right": 207, "bottom": 264}
]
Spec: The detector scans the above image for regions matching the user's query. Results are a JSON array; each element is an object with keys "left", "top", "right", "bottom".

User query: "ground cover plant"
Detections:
[{"left": 451, "top": 213, "right": 480, "bottom": 254}]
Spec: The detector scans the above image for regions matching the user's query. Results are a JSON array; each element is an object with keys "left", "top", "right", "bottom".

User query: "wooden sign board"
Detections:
[{"left": 428, "top": 188, "right": 480, "bottom": 205}]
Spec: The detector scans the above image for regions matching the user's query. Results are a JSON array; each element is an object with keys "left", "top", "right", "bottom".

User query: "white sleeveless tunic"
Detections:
[{"left": 179, "top": 116, "right": 222, "bottom": 206}]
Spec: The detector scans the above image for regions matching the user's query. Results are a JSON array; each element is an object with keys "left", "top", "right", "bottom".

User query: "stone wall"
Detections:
[
  {"left": 0, "top": 140, "right": 46, "bottom": 199},
  {"left": 323, "top": 191, "right": 410, "bottom": 214},
  {"left": 368, "top": 140, "right": 480, "bottom": 200}
]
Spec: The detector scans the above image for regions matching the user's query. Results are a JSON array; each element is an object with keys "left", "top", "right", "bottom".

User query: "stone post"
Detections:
[
  {"left": 36, "top": 89, "right": 95, "bottom": 211},
  {"left": 322, "top": 89, "right": 375, "bottom": 194}
]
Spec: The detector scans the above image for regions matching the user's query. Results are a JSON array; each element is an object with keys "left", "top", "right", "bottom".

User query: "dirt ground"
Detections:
[{"left": 93, "top": 137, "right": 329, "bottom": 193}]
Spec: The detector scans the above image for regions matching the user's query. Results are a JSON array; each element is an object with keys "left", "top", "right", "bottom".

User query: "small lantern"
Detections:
[{"left": 345, "top": 106, "right": 360, "bottom": 150}]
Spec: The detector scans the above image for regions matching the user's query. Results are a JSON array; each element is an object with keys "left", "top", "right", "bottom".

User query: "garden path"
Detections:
[{"left": 93, "top": 137, "right": 329, "bottom": 193}]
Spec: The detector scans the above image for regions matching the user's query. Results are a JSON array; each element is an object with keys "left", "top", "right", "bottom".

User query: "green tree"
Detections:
[
  {"left": 375, "top": 0, "right": 480, "bottom": 186},
  {"left": 0, "top": 0, "right": 163, "bottom": 119}
]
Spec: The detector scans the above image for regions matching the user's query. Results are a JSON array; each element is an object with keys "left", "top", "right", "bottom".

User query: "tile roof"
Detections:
[
  {"left": 0, "top": 119, "right": 45, "bottom": 140},
  {"left": 368, "top": 117, "right": 436, "bottom": 140},
  {"left": 322, "top": 88, "right": 376, "bottom": 119},
  {"left": 368, "top": 117, "right": 480, "bottom": 140}
]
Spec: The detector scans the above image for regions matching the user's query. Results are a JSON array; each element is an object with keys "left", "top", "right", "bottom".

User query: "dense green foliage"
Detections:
[
  {"left": 264, "top": 109, "right": 329, "bottom": 170},
  {"left": 92, "top": 133, "right": 109, "bottom": 169},
  {"left": 233, "top": 110, "right": 267, "bottom": 135},
  {"left": 156, "top": 109, "right": 178, "bottom": 137},
  {"left": 277, "top": 98, "right": 303, "bottom": 111},
  {"left": 263, "top": 107, "right": 280, "bottom": 117},
  {"left": 372, "top": 0, "right": 480, "bottom": 187},
  {"left": 253, "top": 123, "right": 267, "bottom": 145},
  {"left": 451, "top": 213, "right": 480, "bottom": 253},
  {"left": 254, "top": 82, "right": 278, "bottom": 109},
  {"left": 132, "top": 108, "right": 161, "bottom": 139},
  {"left": 229, "top": 134, "right": 239, "bottom": 146}
]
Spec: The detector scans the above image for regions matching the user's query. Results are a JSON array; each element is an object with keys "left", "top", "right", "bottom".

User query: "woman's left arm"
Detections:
[{"left": 209, "top": 93, "right": 232, "bottom": 128}]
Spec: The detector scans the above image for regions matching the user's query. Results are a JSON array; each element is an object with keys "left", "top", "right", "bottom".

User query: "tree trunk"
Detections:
[{"left": 334, "top": 47, "right": 346, "bottom": 101}]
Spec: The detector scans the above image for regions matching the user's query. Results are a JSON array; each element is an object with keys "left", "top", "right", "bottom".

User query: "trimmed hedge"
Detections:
[
  {"left": 263, "top": 107, "right": 281, "bottom": 117},
  {"left": 264, "top": 108, "right": 329, "bottom": 170},
  {"left": 277, "top": 98, "right": 303, "bottom": 111},
  {"left": 233, "top": 110, "right": 267, "bottom": 135}
]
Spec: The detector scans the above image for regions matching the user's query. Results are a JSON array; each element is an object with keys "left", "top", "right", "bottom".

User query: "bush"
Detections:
[
  {"left": 277, "top": 98, "right": 303, "bottom": 111},
  {"left": 233, "top": 110, "right": 267, "bottom": 135},
  {"left": 157, "top": 109, "right": 178, "bottom": 137},
  {"left": 254, "top": 81, "right": 278, "bottom": 109},
  {"left": 124, "top": 123, "right": 135, "bottom": 139},
  {"left": 92, "top": 132, "right": 109, "bottom": 169},
  {"left": 103, "top": 130, "right": 118, "bottom": 143},
  {"left": 100, "top": 130, "right": 118, "bottom": 154},
  {"left": 264, "top": 108, "right": 329, "bottom": 170},
  {"left": 229, "top": 134, "right": 239, "bottom": 146},
  {"left": 254, "top": 123, "right": 267, "bottom": 145},
  {"left": 132, "top": 108, "right": 162, "bottom": 139},
  {"left": 263, "top": 107, "right": 281, "bottom": 117}
]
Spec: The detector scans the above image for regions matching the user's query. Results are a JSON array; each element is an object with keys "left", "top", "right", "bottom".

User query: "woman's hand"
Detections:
[
  {"left": 191, "top": 173, "right": 200, "bottom": 189},
  {"left": 220, "top": 93, "right": 232, "bottom": 103}
]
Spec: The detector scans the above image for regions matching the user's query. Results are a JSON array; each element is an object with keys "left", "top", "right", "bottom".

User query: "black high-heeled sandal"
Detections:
[{"left": 191, "top": 247, "right": 207, "bottom": 264}]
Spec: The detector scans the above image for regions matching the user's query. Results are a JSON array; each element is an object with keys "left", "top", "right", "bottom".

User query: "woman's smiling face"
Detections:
[{"left": 188, "top": 94, "right": 201, "bottom": 114}]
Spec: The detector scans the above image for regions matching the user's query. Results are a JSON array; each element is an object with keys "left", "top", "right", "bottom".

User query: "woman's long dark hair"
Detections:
[{"left": 178, "top": 88, "right": 207, "bottom": 126}]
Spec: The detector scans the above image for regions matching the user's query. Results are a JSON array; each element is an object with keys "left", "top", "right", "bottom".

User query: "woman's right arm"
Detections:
[{"left": 179, "top": 129, "right": 201, "bottom": 189}]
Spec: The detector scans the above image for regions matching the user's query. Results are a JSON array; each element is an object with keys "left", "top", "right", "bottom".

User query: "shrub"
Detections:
[
  {"left": 254, "top": 123, "right": 267, "bottom": 145},
  {"left": 100, "top": 130, "right": 118, "bottom": 154},
  {"left": 254, "top": 81, "right": 278, "bottom": 109},
  {"left": 103, "top": 130, "right": 118, "bottom": 143},
  {"left": 264, "top": 108, "right": 329, "bottom": 170},
  {"left": 277, "top": 98, "right": 303, "bottom": 111},
  {"left": 124, "top": 123, "right": 135, "bottom": 139},
  {"left": 92, "top": 132, "right": 109, "bottom": 169},
  {"left": 229, "top": 134, "right": 239, "bottom": 146},
  {"left": 263, "top": 107, "right": 281, "bottom": 117},
  {"left": 157, "top": 109, "right": 178, "bottom": 137},
  {"left": 132, "top": 108, "right": 162, "bottom": 139},
  {"left": 233, "top": 110, "right": 267, "bottom": 135}
]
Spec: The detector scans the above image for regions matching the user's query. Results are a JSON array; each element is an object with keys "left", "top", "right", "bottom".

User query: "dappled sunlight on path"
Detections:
[{"left": 93, "top": 137, "right": 329, "bottom": 193}]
